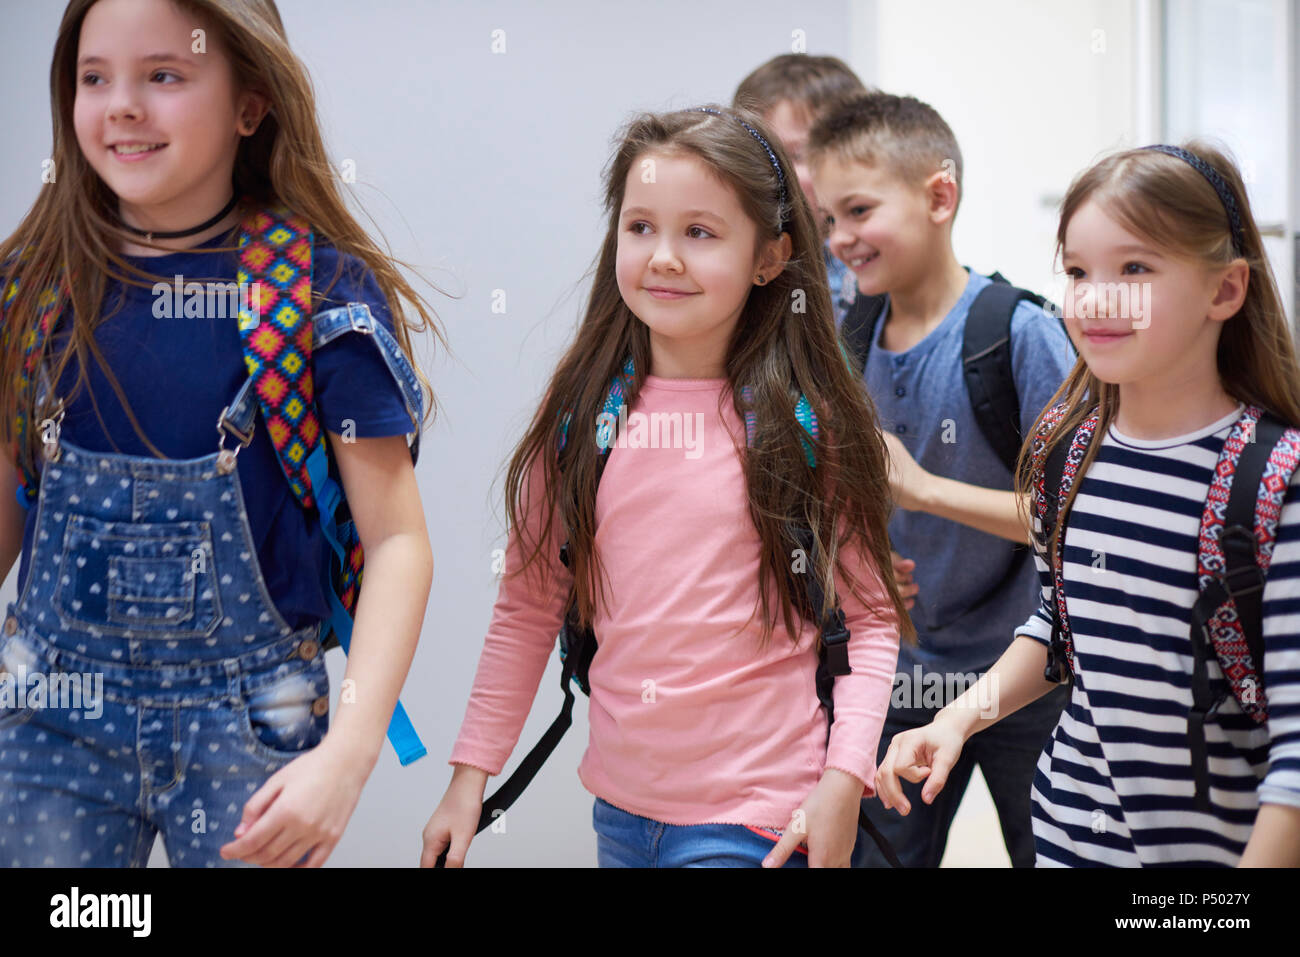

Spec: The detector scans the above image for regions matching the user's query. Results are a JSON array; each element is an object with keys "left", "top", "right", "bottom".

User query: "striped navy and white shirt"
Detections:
[{"left": 1016, "top": 403, "right": 1300, "bottom": 866}]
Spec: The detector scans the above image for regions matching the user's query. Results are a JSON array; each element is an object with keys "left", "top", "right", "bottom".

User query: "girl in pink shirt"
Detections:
[{"left": 421, "top": 106, "right": 912, "bottom": 868}]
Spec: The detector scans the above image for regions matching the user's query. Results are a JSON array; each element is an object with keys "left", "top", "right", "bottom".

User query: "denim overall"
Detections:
[{"left": 0, "top": 301, "right": 417, "bottom": 867}]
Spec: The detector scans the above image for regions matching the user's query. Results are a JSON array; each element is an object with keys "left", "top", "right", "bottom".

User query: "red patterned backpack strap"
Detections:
[
  {"left": 1031, "top": 402, "right": 1100, "bottom": 682},
  {"left": 1185, "top": 405, "right": 1300, "bottom": 810},
  {"left": 1193, "top": 406, "right": 1300, "bottom": 719}
]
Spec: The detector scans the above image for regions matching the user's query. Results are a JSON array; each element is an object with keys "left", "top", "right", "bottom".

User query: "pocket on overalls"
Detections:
[
  {"left": 0, "top": 630, "right": 42, "bottom": 730},
  {"left": 237, "top": 655, "right": 330, "bottom": 761},
  {"left": 53, "top": 514, "right": 222, "bottom": 638}
]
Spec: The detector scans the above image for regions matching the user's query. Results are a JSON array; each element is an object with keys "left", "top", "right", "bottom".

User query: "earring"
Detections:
[{"left": 755, "top": 275, "right": 766, "bottom": 285}]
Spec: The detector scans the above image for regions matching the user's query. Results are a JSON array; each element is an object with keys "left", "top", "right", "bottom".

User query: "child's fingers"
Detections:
[
  {"left": 420, "top": 825, "right": 451, "bottom": 868},
  {"left": 762, "top": 823, "right": 803, "bottom": 868},
  {"left": 266, "top": 835, "right": 317, "bottom": 869},
  {"left": 443, "top": 827, "right": 473, "bottom": 869},
  {"left": 920, "top": 747, "right": 959, "bottom": 804}
]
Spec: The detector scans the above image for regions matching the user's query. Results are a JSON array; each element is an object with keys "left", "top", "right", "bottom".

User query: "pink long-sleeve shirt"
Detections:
[{"left": 449, "top": 374, "right": 901, "bottom": 828}]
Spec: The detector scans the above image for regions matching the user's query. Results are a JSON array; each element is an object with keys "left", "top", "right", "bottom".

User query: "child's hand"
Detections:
[
  {"left": 420, "top": 764, "right": 489, "bottom": 868},
  {"left": 763, "top": 767, "right": 864, "bottom": 868},
  {"left": 218, "top": 737, "right": 370, "bottom": 867},
  {"left": 875, "top": 716, "right": 966, "bottom": 814},
  {"left": 890, "top": 550, "right": 918, "bottom": 609},
  {"left": 881, "top": 431, "right": 932, "bottom": 512}
]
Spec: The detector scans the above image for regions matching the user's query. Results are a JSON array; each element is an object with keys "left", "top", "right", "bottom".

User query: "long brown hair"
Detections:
[
  {"left": 1015, "top": 140, "right": 1300, "bottom": 555},
  {"left": 504, "top": 105, "right": 913, "bottom": 650},
  {"left": 0, "top": 0, "right": 442, "bottom": 475}
]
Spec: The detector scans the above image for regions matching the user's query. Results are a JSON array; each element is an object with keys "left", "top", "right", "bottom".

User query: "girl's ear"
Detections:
[
  {"left": 236, "top": 91, "right": 270, "bottom": 137},
  {"left": 756, "top": 231, "right": 794, "bottom": 284},
  {"left": 1207, "top": 258, "right": 1250, "bottom": 322}
]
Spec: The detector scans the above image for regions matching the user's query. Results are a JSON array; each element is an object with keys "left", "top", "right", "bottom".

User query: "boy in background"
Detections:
[
  {"left": 808, "top": 92, "right": 1075, "bottom": 867},
  {"left": 734, "top": 53, "right": 867, "bottom": 326}
]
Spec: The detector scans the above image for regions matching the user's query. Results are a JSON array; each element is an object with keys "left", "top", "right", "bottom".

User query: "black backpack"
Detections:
[
  {"left": 841, "top": 271, "right": 1068, "bottom": 475},
  {"left": 842, "top": 272, "right": 1072, "bottom": 608}
]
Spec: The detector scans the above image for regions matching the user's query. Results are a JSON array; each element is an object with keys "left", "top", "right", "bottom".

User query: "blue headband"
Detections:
[
  {"left": 693, "top": 107, "right": 788, "bottom": 223},
  {"left": 1140, "top": 144, "right": 1245, "bottom": 255}
]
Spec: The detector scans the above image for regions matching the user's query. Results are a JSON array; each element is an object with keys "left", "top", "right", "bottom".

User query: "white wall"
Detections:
[
  {"left": 0, "top": 0, "right": 857, "bottom": 869},
  {"left": 865, "top": 0, "right": 1140, "bottom": 302}
]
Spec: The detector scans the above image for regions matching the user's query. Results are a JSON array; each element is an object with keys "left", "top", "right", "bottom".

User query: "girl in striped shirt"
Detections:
[{"left": 875, "top": 142, "right": 1300, "bottom": 866}]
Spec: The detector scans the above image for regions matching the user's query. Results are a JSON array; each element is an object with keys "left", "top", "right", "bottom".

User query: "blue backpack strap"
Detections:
[{"left": 299, "top": 301, "right": 426, "bottom": 766}]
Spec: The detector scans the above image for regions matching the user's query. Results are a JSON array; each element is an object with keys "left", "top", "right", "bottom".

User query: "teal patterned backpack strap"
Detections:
[
  {"left": 556, "top": 356, "right": 818, "bottom": 467},
  {"left": 739, "top": 383, "right": 818, "bottom": 468},
  {"left": 558, "top": 356, "right": 635, "bottom": 457}
]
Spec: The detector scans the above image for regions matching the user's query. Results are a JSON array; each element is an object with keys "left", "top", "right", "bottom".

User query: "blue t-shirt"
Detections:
[
  {"left": 17, "top": 231, "right": 415, "bottom": 630},
  {"left": 863, "top": 269, "right": 1075, "bottom": 680}
]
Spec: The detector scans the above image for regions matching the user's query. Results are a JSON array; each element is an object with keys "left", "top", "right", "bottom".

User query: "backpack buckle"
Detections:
[
  {"left": 215, "top": 406, "right": 254, "bottom": 474},
  {"left": 346, "top": 302, "right": 374, "bottom": 335},
  {"left": 821, "top": 621, "right": 851, "bottom": 677},
  {"left": 1219, "top": 526, "right": 1263, "bottom": 598}
]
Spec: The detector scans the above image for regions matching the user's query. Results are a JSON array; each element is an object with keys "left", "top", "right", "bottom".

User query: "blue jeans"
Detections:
[
  {"left": 0, "top": 407, "right": 329, "bottom": 867},
  {"left": 857, "top": 683, "right": 1070, "bottom": 867},
  {"left": 592, "top": 797, "right": 874, "bottom": 867}
]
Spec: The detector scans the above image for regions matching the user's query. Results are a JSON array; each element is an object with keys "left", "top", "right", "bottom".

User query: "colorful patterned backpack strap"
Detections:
[
  {"left": 1031, "top": 401, "right": 1100, "bottom": 682},
  {"left": 1194, "top": 406, "right": 1300, "bottom": 723},
  {"left": 739, "top": 384, "right": 818, "bottom": 467},
  {"left": 236, "top": 204, "right": 426, "bottom": 766},
  {"left": 4, "top": 272, "right": 67, "bottom": 511},
  {"left": 1185, "top": 405, "right": 1300, "bottom": 810}
]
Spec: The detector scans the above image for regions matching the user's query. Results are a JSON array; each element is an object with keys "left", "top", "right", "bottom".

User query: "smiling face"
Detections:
[
  {"left": 73, "top": 0, "right": 263, "bottom": 229},
  {"left": 811, "top": 153, "right": 940, "bottom": 298},
  {"left": 1060, "top": 198, "right": 1234, "bottom": 389},
  {"left": 616, "top": 150, "right": 788, "bottom": 377}
]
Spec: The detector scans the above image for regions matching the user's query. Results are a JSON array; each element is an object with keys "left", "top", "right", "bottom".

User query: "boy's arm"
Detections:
[
  {"left": 883, "top": 430, "right": 1029, "bottom": 544},
  {"left": 882, "top": 300, "right": 1071, "bottom": 547}
]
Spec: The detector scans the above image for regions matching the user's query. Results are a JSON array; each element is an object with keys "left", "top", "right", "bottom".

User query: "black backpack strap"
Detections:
[
  {"left": 1185, "top": 414, "right": 1280, "bottom": 812},
  {"left": 1040, "top": 433, "right": 1074, "bottom": 684},
  {"left": 434, "top": 535, "right": 596, "bottom": 868},
  {"left": 787, "top": 522, "right": 903, "bottom": 868},
  {"left": 840, "top": 290, "right": 889, "bottom": 374},
  {"left": 962, "top": 279, "right": 1035, "bottom": 476},
  {"left": 433, "top": 616, "right": 586, "bottom": 867}
]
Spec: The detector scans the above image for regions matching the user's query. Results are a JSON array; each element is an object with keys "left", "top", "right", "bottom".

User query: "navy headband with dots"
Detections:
[
  {"left": 693, "top": 107, "right": 788, "bottom": 224},
  {"left": 1140, "top": 144, "right": 1245, "bottom": 255}
]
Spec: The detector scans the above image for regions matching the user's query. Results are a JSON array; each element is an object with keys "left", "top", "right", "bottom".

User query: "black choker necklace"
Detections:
[{"left": 120, "top": 194, "right": 240, "bottom": 241}]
